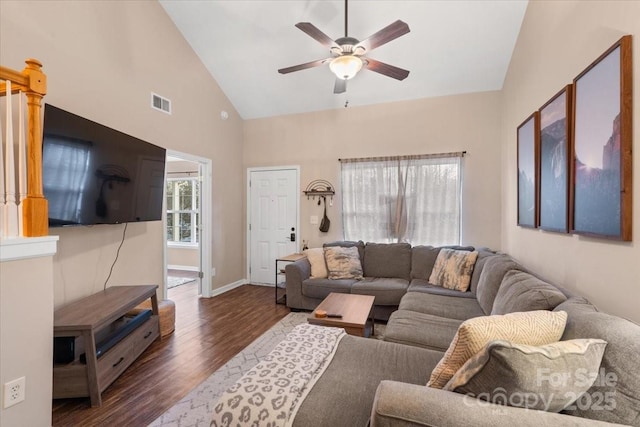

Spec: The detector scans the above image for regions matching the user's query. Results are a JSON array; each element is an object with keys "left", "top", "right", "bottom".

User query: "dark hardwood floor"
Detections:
[{"left": 52, "top": 283, "right": 290, "bottom": 426}]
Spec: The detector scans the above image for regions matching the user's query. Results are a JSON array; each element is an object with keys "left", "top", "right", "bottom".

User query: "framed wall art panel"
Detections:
[
  {"left": 517, "top": 112, "right": 539, "bottom": 228},
  {"left": 538, "top": 85, "right": 572, "bottom": 233},
  {"left": 571, "top": 35, "right": 632, "bottom": 241}
]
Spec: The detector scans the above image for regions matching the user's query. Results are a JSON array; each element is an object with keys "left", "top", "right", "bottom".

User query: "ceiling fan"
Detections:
[{"left": 278, "top": 0, "right": 410, "bottom": 94}]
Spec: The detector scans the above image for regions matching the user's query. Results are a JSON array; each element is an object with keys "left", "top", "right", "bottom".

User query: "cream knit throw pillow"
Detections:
[
  {"left": 427, "top": 310, "right": 568, "bottom": 389},
  {"left": 304, "top": 248, "right": 328, "bottom": 278}
]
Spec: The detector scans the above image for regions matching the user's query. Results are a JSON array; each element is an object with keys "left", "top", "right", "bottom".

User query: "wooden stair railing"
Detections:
[{"left": 0, "top": 59, "right": 48, "bottom": 237}]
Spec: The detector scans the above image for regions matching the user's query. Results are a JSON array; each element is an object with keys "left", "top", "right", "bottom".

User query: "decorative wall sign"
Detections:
[
  {"left": 517, "top": 112, "right": 539, "bottom": 228},
  {"left": 571, "top": 35, "right": 632, "bottom": 241},
  {"left": 538, "top": 85, "right": 572, "bottom": 233}
]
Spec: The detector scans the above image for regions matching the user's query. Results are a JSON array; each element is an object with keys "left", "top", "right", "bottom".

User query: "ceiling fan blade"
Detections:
[
  {"left": 334, "top": 78, "right": 347, "bottom": 94},
  {"left": 295, "top": 22, "right": 341, "bottom": 50},
  {"left": 364, "top": 58, "right": 410, "bottom": 81},
  {"left": 278, "top": 58, "right": 331, "bottom": 74},
  {"left": 355, "top": 20, "right": 410, "bottom": 54}
]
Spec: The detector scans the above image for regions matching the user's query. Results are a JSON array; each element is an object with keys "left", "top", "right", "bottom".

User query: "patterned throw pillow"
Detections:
[
  {"left": 427, "top": 310, "right": 568, "bottom": 389},
  {"left": 324, "top": 246, "right": 363, "bottom": 280},
  {"left": 304, "top": 247, "right": 328, "bottom": 278},
  {"left": 443, "top": 338, "right": 607, "bottom": 412},
  {"left": 428, "top": 249, "right": 479, "bottom": 291}
]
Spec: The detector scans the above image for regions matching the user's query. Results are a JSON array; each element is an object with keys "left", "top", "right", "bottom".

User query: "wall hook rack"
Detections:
[{"left": 303, "top": 179, "right": 335, "bottom": 203}]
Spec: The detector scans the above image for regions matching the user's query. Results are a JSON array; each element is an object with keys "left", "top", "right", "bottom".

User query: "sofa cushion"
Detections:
[
  {"left": 410, "top": 245, "right": 441, "bottom": 280},
  {"left": 324, "top": 240, "right": 365, "bottom": 264},
  {"left": 429, "top": 249, "right": 478, "bottom": 291},
  {"left": 363, "top": 242, "right": 412, "bottom": 281},
  {"left": 350, "top": 277, "right": 408, "bottom": 306},
  {"left": 384, "top": 309, "right": 463, "bottom": 352},
  {"left": 469, "top": 249, "right": 497, "bottom": 294},
  {"left": 555, "top": 297, "right": 640, "bottom": 426},
  {"left": 408, "top": 279, "right": 477, "bottom": 299},
  {"left": 491, "top": 270, "right": 567, "bottom": 315},
  {"left": 475, "top": 254, "right": 525, "bottom": 315},
  {"left": 304, "top": 247, "right": 328, "bottom": 278},
  {"left": 324, "top": 246, "right": 363, "bottom": 280},
  {"left": 302, "top": 278, "right": 355, "bottom": 300},
  {"left": 444, "top": 338, "right": 608, "bottom": 412},
  {"left": 292, "top": 335, "right": 442, "bottom": 427},
  {"left": 399, "top": 291, "right": 485, "bottom": 321},
  {"left": 427, "top": 310, "right": 568, "bottom": 389}
]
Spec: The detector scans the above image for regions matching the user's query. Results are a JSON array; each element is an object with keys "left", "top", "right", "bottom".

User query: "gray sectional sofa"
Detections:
[
  {"left": 283, "top": 242, "right": 640, "bottom": 426},
  {"left": 285, "top": 241, "right": 495, "bottom": 320}
]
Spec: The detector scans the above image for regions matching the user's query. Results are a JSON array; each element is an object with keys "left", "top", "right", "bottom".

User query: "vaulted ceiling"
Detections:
[{"left": 160, "top": 1, "right": 528, "bottom": 120}]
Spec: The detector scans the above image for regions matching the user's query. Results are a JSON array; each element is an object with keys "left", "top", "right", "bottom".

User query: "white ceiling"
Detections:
[{"left": 159, "top": 1, "right": 528, "bottom": 120}]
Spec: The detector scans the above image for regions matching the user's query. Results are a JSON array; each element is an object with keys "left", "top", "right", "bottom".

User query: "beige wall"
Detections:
[
  {"left": 0, "top": 0, "right": 245, "bottom": 308},
  {"left": 1, "top": 2, "right": 244, "bottom": 424},
  {"left": 167, "top": 246, "right": 199, "bottom": 270},
  {"left": 501, "top": 0, "right": 640, "bottom": 323},
  {"left": 0, "top": 256, "right": 54, "bottom": 427},
  {"left": 244, "top": 91, "right": 503, "bottom": 252}
]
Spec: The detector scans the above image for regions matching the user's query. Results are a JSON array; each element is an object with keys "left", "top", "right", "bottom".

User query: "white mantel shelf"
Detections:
[{"left": 0, "top": 235, "right": 59, "bottom": 262}]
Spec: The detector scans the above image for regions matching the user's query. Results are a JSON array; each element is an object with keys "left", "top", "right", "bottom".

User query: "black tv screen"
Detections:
[{"left": 42, "top": 104, "right": 166, "bottom": 227}]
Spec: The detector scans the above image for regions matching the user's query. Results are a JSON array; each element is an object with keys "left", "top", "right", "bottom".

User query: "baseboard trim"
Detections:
[
  {"left": 250, "top": 282, "right": 275, "bottom": 288},
  {"left": 168, "top": 264, "right": 199, "bottom": 272},
  {"left": 210, "top": 279, "right": 247, "bottom": 297}
]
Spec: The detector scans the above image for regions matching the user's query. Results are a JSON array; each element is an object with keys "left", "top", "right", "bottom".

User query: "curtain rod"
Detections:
[{"left": 338, "top": 151, "right": 466, "bottom": 163}]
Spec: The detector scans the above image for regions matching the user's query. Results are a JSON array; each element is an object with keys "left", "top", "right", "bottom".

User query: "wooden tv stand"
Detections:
[{"left": 53, "top": 285, "right": 160, "bottom": 407}]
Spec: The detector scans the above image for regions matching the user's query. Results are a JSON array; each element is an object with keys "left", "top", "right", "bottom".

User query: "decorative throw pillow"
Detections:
[
  {"left": 428, "top": 249, "right": 479, "bottom": 291},
  {"left": 304, "top": 247, "right": 328, "bottom": 278},
  {"left": 324, "top": 246, "right": 363, "bottom": 280},
  {"left": 427, "top": 310, "right": 568, "bottom": 389},
  {"left": 491, "top": 270, "right": 567, "bottom": 315},
  {"left": 444, "top": 339, "right": 607, "bottom": 412}
]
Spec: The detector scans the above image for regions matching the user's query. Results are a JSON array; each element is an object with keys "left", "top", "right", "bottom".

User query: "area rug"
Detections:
[
  {"left": 149, "top": 312, "right": 386, "bottom": 427},
  {"left": 167, "top": 276, "right": 196, "bottom": 289}
]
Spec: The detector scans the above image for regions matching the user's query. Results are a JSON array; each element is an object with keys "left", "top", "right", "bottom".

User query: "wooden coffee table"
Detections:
[{"left": 308, "top": 293, "right": 375, "bottom": 337}]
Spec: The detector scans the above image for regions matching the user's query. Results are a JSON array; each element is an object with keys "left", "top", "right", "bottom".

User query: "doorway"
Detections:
[
  {"left": 163, "top": 150, "right": 212, "bottom": 298},
  {"left": 247, "top": 166, "right": 300, "bottom": 285}
]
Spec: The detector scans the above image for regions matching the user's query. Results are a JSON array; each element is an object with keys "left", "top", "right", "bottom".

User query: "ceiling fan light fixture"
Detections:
[{"left": 329, "top": 55, "right": 363, "bottom": 80}]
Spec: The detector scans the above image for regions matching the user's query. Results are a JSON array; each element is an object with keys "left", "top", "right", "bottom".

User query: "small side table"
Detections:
[{"left": 275, "top": 253, "right": 307, "bottom": 304}]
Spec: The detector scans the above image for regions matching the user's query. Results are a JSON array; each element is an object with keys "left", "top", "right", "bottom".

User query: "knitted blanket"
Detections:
[{"left": 210, "top": 323, "right": 346, "bottom": 427}]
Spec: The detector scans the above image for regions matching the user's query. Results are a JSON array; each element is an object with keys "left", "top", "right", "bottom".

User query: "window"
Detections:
[
  {"left": 43, "top": 135, "right": 91, "bottom": 224},
  {"left": 166, "top": 178, "right": 199, "bottom": 245},
  {"left": 341, "top": 154, "right": 462, "bottom": 246}
]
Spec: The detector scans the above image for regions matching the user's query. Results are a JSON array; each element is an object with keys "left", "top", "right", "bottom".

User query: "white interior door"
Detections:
[{"left": 249, "top": 168, "right": 299, "bottom": 284}]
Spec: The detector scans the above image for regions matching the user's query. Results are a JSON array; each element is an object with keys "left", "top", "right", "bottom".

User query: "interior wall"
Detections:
[
  {"left": 0, "top": 0, "right": 245, "bottom": 309},
  {"left": 243, "top": 91, "right": 503, "bottom": 252},
  {"left": 501, "top": 0, "right": 640, "bottom": 323},
  {"left": 0, "top": 256, "right": 54, "bottom": 427}
]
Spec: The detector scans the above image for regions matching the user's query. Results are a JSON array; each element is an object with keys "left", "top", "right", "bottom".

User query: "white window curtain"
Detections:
[{"left": 341, "top": 153, "right": 463, "bottom": 246}]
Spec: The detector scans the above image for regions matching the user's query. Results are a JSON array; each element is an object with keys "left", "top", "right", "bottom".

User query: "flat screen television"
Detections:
[{"left": 42, "top": 104, "right": 166, "bottom": 227}]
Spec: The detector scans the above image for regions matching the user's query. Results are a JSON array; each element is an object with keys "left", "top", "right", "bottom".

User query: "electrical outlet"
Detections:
[
  {"left": 3, "top": 377, "right": 25, "bottom": 408},
  {"left": 211, "top": 267, "right": 216, "bottom": 277}
]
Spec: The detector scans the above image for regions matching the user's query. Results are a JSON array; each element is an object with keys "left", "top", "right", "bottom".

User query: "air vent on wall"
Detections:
[{"left": 151, "top": 92, "right": 171, "bottom": 114}]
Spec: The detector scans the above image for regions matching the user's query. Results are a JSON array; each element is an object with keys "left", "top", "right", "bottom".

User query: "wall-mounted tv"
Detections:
[{"left": 42, "top": 104, "right": 166, "bottom": 227}]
